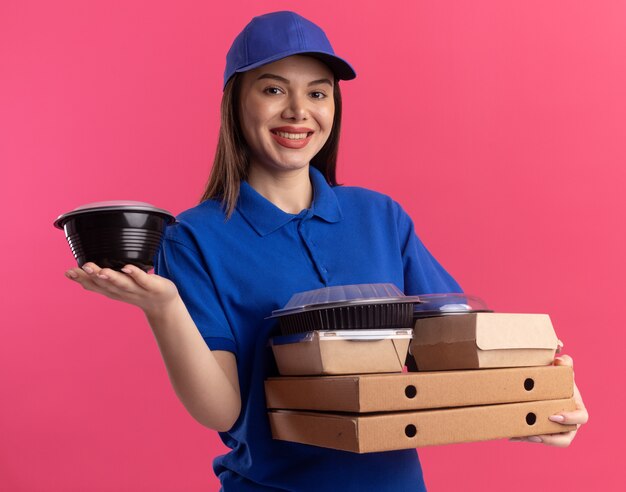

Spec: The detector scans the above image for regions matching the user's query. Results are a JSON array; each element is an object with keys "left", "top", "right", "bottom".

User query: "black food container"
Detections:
[
  {"left": 54, "top": 200, "right": 176, "bottom": 272},
  {"left": 269, "top": 283, "right": 422, "bottom": 335}
]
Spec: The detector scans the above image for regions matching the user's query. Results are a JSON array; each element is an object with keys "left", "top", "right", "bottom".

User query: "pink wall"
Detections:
[{"left": 2, "top": 0, "right": 624, "bottom": 490}]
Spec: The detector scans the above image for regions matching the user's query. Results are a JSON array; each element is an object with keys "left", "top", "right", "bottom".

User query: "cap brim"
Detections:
[
  {"left": 303, "top": 52, "right": 356, "bottom": 81},
  {"left": 232, "top": 50, "right": 356, "bottom": 83}
]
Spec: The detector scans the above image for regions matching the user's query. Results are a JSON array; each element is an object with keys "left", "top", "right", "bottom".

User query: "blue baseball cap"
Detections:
[{"left": 223, "top": 11, "right": 356, "bottom": 89}]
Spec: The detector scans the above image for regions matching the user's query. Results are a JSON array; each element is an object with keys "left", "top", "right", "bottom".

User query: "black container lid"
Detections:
[
  {"left": 53, "top": 200, "right": 176, "bottom": 229},
  {"left": 268, "top": 283, "right": 422, "bottom": 319}
]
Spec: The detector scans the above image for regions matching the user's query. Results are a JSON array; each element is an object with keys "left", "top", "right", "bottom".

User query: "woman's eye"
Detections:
[
  {"left": 264, "top": 86, "right": 284, "bottom": 95},
  {"left": 310, "top": 91, "right": 327, "bottom": 99}
]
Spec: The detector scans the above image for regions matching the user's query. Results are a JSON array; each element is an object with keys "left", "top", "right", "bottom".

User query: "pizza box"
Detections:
[
  {"left": 265, "top": 365, "right": 573, "bottom": 412},
  {"left": 268, "top": 398, "right": 577, "bottom": 453}
]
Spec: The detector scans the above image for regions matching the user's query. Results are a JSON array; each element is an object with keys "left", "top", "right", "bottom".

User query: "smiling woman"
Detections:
[
  {"left": 202, "top": 53, "right": 345, "bottom": 217},
  {"left": 63, "top": 9, "right": 587, "bottom": 492}
]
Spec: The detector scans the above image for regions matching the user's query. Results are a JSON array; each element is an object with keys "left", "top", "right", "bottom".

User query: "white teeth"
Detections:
[{"left": 274, "top": 131, "right": 309, "bottom": 140}]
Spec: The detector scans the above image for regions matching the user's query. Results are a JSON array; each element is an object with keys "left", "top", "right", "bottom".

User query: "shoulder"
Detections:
[
  {"left": 176, "top": 198, "right": 225, "bottom": 225},
  {"left": 333, "top": 185, "right": 397, "bottom": 208},
  {"left": 333, "top": 185, "right": 404, "bottom": 218},
  {"left": 162, "top": 198, "right": 227, "bottom": 247}
]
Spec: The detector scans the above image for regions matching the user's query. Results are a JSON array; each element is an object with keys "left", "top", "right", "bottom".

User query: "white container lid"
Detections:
[{"left": 270, "top": 329, "right": 413, "bottom": 345}]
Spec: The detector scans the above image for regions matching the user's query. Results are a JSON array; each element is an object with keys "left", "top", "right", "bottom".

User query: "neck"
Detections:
[{"left": 247, "top": 165, "right": 313, "bottom": 214}]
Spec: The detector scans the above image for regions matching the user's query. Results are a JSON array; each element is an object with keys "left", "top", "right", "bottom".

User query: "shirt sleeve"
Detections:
[
  {"left": 153, "top": 227, "right": 237, "bottom": 355},
  {"left": 395, "top": 201, "right": 463, "bottom": 295}
]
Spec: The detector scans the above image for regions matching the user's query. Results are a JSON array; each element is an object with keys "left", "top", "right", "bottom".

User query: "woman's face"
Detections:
[{"left": 238, "top": 55, "right": 335, "bottom": 175}]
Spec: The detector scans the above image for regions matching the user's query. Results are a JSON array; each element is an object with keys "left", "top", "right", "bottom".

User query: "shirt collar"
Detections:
[{"left": 236, "top": 166, "right": 343, "bottom": 237}]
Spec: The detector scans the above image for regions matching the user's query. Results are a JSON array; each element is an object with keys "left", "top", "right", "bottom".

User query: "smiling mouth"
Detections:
[{"left": 271, "top": 130, "right": 314, "bottom": 140}]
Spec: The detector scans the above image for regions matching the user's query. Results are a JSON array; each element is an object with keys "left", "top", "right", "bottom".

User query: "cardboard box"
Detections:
[
  {"left": 265, "top": 365, "right": 573, "bottom": 412},
  {"left": 270, "top": 329, "right": 412, "bottom": 376},
  {"left": 411, "top": 313, "right": 560, "bottom": 371},
  {"left": 268, "top": 398, "right": 577, "bottom": 453}
]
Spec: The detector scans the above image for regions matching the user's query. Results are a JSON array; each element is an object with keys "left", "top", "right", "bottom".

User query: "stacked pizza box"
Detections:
[{"left": 265, "top": 287, "right": 576, "bottom": 453}]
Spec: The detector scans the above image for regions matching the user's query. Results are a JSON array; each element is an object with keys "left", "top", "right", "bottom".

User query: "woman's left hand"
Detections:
[{"left": 510, "top": 354, "right": 588, "bottom": 447}]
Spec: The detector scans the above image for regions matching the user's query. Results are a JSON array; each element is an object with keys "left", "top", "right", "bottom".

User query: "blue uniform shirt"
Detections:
[{"left": 154, "top": 167, "right": 462, "bottom": 491}]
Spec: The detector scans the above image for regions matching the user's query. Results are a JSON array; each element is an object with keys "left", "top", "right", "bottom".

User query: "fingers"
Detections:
[
  {"left": 509, "top": 436, "right": 543, "bottom": 443},
  {"left": 65, "top": 262, "right": 147, "bottom": 295},
  {"left": 540, "top": 430, "right": 578, "bottom": 447},
  {"left": 65, "top": 262, "right": 102, "bottom": 290},
  {"left": 554, "top": 354, "right": 573, "bottom": 367},
  {"left": 550, "top": 408, "right": 588, "bottom": 426},
  {"left": 118, "top": 263, "right": 154, "bottom": 290},
  {"left": 510, "top": 430, "right": 578, "bottom": 448},
  {"left": 65, "top": 262, "right": 178, "bottom": 314}
]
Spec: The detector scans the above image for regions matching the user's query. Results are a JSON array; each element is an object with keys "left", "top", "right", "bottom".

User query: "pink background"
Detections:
[{"left": 1, "top": 0, "right": 624, "bottom": 490}]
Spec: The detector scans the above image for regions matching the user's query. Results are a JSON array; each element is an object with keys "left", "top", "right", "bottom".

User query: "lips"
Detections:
[{"left": 270, "top": 126, "right": 315, "bottom": 149}]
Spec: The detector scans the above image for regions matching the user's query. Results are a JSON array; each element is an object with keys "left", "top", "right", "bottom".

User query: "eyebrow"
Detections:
[{"left": 256, "top": 73, "right": 333, "bottom": 87}]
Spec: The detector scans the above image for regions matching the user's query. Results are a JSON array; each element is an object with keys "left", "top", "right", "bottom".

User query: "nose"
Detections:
[{"left": 281, "top": 93, "right": 308, "bottom": 121}]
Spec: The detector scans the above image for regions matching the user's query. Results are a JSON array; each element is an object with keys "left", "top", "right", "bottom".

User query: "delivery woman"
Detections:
[{"left": 64, "top": 11, "right": 588, "bottom": 491}]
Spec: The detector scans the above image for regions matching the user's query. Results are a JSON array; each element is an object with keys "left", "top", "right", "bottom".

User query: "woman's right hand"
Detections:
[{"left": 65, "top": 262, "right": 179, "bottom": 316}]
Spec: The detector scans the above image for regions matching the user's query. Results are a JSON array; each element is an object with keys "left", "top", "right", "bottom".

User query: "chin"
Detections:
[
  {"left": 274, "top": 161, "right": 311, "bottom": 173},
  {"left": 270, "top": 153, "right": 316, "bottom": 170}
]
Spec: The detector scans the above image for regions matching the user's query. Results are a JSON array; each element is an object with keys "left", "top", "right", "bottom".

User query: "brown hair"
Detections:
[{"left": 199, "top": 72, "right": 343, "bottom": 218}]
